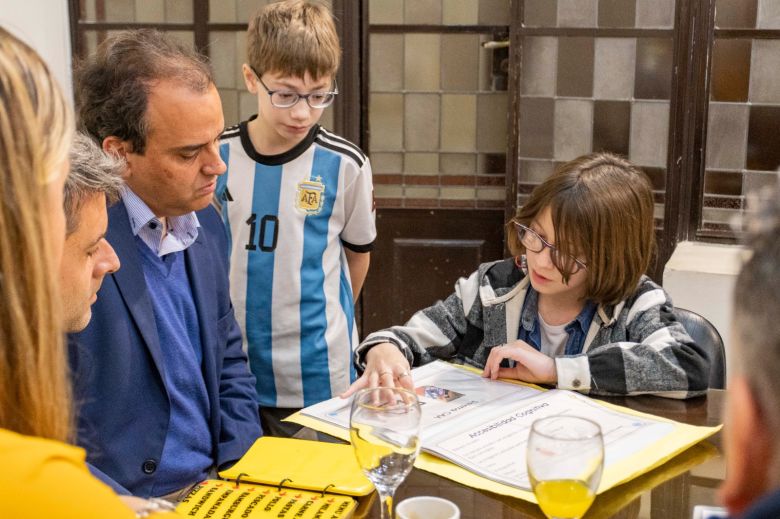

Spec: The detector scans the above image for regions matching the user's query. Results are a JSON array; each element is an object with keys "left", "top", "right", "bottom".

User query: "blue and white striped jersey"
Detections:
[{"left": 217, "top": 119, "right": 376, "bottom": 408}]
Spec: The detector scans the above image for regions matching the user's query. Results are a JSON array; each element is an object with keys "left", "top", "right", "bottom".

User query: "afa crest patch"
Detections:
[{"left": 295, "top": 176, "right": 325, "bottom": 215}]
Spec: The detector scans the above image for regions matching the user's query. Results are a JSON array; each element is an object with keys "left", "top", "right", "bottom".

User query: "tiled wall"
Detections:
[
  {"left": 704, "top": 0, "right": 780, "bottom": 234},
  {"left": 516, "top": 0, "right": 676, "bottom": 223},
  {"left": 75, "top": 0, "right": 780, "bottom": 237},
  {"left": 81, "top": 0, "right": 193, "bottom": 22},
  {"left": 368, "top": 0, "right": 511, "bottom": 209},
  {"left": 208, "top": 0, "right": 334, "bottom": 129},
  {"left": 79, "top": 0, "right": 335, "bottom": 131},
  {"left": 367, "top": 0, "right": 677, "bottom": 217}
]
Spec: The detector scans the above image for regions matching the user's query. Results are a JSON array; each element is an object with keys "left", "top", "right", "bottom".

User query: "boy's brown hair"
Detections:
[
  {"left": 507, "top": 152, "right": 656, "bottom": 306},
  {"left": 247, "top": 0, "right": 340, "bottom": 80}
]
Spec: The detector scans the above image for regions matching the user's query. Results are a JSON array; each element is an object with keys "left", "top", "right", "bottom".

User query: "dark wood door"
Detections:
[{"left": 362, "top": 209, "right": 505, "bottom": 332}]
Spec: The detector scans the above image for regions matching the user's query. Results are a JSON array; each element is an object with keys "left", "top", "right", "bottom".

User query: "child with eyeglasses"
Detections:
[
  {"left": 344, "top": 152, "right": 709, "bottom": 399},
  {"left": 217, "top": 0, "right": 375, "bottom": 436}
]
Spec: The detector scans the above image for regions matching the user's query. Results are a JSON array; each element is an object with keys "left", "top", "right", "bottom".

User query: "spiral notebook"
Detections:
[
  {"left": 175, "top": 479, "right": 358, "bottom": 519},
  {"left": 217, "top": 436, "right": 373, "bottom": 496},
  {"left": 175, "top": 437, "right": 371, "bottom": 518}
]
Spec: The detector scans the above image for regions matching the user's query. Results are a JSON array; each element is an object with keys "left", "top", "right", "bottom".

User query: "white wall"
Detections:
[
  {"left": 1, "top": 0, "right": 73, "bottom": 103},
  {"left": 663, "top": 241, "right": 747, "bottom": 373}
]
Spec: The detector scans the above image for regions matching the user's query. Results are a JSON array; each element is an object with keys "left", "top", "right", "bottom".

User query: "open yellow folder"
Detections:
[{"left": 287, "top": 364, "right": 721, "bottom": 504}]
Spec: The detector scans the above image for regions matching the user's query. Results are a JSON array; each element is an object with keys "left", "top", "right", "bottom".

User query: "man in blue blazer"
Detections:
[{"left": 70, "top": 29, "right": 262, "bottom": 498}]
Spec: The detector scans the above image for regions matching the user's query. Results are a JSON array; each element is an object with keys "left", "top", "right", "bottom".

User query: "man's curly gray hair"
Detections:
[{"left": 64, "top": 132, "right": 125, "bottom": 235}]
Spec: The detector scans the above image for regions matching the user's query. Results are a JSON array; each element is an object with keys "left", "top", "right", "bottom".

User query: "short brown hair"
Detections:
[
  {"left": 76, "top": 29, "right": 214, "bottom": 154},
  {"left": 508, "top": 152, "right": 656, "bottom": 305},
  {"left": 247, "top": 0, "right": 340, "bottom": 80}
]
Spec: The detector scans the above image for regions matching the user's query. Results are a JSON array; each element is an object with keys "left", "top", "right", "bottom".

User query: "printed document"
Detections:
[{"left": 301, "top": 361, "right": 710, "bottom": 491}]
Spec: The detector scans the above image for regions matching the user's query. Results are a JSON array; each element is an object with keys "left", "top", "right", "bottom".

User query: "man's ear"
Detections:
[
  {"left": 719, "top": 377, "right": 773, "bottom": 516},
  {"left": 102, "top": 136, "right": 130, "bottom": 159},
  {"left": 102, "top": 136, "right": 132, "bottom": 179},
  {"left": 242, "top": 64, "right": 259, "bottom": 94}
]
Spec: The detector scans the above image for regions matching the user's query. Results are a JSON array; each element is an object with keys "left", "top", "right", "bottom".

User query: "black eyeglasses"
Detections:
[
  {"left": 252, "top": 68, "right": 338, "bottom": 109},
  {"left": 513, "top": 222, "right": 587, "bottom": 274}
]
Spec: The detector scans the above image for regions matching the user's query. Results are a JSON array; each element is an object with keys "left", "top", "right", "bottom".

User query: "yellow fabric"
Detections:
[{"left": 0, "top": 428, "right": 175, "bottom": 518}]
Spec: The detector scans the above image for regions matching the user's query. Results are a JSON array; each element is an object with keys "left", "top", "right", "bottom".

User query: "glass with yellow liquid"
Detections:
[
  {"left": 350, "top": 387, "right": 421, "bottom": 519},
  {"left": 527, "top": 415, "right": 604, "bottom": 519}
]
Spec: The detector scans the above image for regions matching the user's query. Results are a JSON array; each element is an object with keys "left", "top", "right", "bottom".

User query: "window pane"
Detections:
[
  {"left": 368, "top": 28, "right": 507, "bottom": 208},
  {"left": 79, "top": 0, "right": 135, "bottom": 22},
  {"left": 369, "top": 0, "right": 505, "bottom": 26},
  {"left": 210, "top": 0, "right": 331, "bottom": 24},
  {"left": 701, "top": 32, "right": 780, "bottom": 238},
  {"left": 715, "top": 0, "right": 757, "bottom": 28},
  {"left": 79, "top": 0, "right": 192, "bottom": 22},
  {"left": 598, "top": 0, "right": 637, "bottom": 27},
  {"left": 634, "top": 38, "right": 673, "bottom": 99},
  {"left": 710, "top": 39, "right": 751, "bottom": 102},
  {"left": 557, "top": 0, "right": 598, "bottom": 28},
  {"left": 517, "top": 14, "right": 674, "bottom": 226}
]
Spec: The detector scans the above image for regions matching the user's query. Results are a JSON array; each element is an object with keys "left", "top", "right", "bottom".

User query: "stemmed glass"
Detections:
[
  {"left": 527, "top": 415, "right": 604, "bottom": 519},
  {"left": 350, "top": 387, "right": 422, "bottom": 519}
]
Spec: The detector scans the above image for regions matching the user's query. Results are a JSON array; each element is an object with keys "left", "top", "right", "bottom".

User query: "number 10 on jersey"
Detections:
[{"left": 245, "top": 213, "right": 279, "bottom": 252}]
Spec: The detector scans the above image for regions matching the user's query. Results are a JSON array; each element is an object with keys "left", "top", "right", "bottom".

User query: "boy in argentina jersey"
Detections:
[{"left": 216, "top": 0, "right": 376, "bottom": 436}]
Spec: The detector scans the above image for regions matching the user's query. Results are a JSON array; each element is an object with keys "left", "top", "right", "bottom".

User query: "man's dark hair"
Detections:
[{"left": 75, "top": 29, "right": 214, "bottom": 154}]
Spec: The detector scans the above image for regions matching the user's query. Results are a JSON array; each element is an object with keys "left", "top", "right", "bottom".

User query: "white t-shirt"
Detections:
[{"left": 538, "top": 313, "right": 569, "bottom": 357}]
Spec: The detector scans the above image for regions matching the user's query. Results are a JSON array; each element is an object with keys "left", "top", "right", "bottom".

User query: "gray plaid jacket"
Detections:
[{"left": 356, "top": 258, "right": 709, "bottom": 399}]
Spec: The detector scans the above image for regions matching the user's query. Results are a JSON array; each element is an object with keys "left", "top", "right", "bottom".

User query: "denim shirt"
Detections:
[{"left": 518, "top": 287, "right": 598, "bottom": 356}]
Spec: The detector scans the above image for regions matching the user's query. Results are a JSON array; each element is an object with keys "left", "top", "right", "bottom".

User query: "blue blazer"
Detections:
[
  {"left": 742, "top": 489, "right": 780, "bottom": 518},
  {"left": 69, "top": 202, "right": 261, "bottom": 497}
]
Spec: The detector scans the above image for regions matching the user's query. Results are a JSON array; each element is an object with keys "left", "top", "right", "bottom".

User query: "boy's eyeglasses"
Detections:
[
  {"left": 513, "top": 222, "right": 588, "bottom": 274},
  {"left": 254, "top": 70, "right": 338, "bottom": 109}
]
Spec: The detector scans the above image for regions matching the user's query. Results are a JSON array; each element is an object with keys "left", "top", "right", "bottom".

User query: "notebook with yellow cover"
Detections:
[
  {"left": 217, "top": 436, "right": 373, "bottom": 497},
  {"left": 176, "top": 479, "right": 357, "bottom": 519}
]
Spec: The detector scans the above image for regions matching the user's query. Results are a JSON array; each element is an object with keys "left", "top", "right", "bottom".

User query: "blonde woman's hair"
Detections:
[
  {"left": 0, "top": 27, "right": 74, "bottom": 441},
  {"left": 247, "top": 0, "right": 341, "bottom": 80}
]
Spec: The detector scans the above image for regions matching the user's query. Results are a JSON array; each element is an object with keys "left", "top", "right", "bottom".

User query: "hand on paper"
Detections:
[
  {"left": 340, "top": 342, "right": 414, "bottom": 398},
  {"left": 482, "top": 340, "right": 558, "bottom": 385}
]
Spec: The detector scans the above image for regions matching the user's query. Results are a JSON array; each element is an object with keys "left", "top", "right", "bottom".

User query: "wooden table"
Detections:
[{"left": 301, "top": 389, "right": 726, "bottom": 519}]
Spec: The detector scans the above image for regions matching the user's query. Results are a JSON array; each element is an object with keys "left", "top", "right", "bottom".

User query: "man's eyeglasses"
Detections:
[
  {"left": 512, "top": 222, "right": 587, "bottom": 274},
  {"left": 252, "top": 68, "right": 338, "bottom": 109}
]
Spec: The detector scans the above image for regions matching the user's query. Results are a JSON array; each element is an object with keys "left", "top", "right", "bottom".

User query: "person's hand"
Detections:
[
  {"left": 119, "top": 496, "right": 177, "bottom": 516},
  {"left": 340, "top": 342, "right": 413, "bottom": 398},
  {"left": 482, "top": 340, "right": 557, "bottom": 384}
]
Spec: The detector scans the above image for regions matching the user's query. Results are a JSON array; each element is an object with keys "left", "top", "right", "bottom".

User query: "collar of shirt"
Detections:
[
  {"left": 121, "top": 187, "right": 200, "bottom": 257},
  {"left": 518, "top": 286, "right": 598, "bottom": 355}
]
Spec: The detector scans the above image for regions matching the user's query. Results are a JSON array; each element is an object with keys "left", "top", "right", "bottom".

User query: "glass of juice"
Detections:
[
  {"left": 527, "top": 415, "right": 604, "bottom": 519},
  {"left": 350, "top": 387, "right": 422, "bottom": 519}
]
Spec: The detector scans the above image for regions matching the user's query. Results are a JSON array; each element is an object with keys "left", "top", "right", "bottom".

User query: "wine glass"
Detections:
[
  {"left": 350, "top": 387, "right": 422, "bottom": 519},
  {"left": 526, "top": 415, "right": 604, "bottom": 519}
]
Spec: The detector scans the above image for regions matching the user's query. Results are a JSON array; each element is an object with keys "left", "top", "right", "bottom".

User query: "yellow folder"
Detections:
[
  {"left": 217, "top": 436, "right": 373, "bottom": 497},
  {"left": 176, "top": 479, "right": 358, "bottom": 519}
]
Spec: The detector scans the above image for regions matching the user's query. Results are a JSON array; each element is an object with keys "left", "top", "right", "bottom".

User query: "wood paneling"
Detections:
[{"left": 361, "top": 208, "right": 505, "bottom": 335}]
